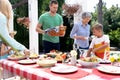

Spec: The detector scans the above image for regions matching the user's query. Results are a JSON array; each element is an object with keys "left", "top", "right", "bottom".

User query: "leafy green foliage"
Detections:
[{"left": 109, "top": 28, "right": 120, "bottom": 43}]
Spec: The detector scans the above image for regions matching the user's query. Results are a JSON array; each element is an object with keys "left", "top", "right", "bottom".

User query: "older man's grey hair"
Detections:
[{"left": 82, "top": 12, "right": 92, "bottom": 19}]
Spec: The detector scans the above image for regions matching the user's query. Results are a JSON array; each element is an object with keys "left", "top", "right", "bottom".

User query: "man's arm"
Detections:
[{"left": 36, "top": 23, "right": 45, "bottom": 34}]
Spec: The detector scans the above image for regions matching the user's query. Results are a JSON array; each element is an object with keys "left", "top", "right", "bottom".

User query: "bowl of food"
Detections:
[
  {"left": 77, "top": 57, "right": 99, "bottom": 68},
  {"left": 37, "top": 59, "right": 57, "bottom": 67}
]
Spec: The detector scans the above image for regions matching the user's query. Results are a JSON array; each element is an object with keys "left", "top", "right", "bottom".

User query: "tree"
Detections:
[
  {"left": 97, "top": 0, "right": 103, "bottom": 24},
  {"left": 12, "top": 0, "right": 28, "bottom": 9}
]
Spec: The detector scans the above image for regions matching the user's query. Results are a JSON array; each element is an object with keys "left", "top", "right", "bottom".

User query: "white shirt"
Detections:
[{"left": 89, "top": 35, "right": 110, "bottom": 48}]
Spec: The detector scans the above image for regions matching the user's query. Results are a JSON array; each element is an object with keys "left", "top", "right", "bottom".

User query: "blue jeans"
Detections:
[{"left": 43, "top": 40, "right": 60, "bottom": 53}]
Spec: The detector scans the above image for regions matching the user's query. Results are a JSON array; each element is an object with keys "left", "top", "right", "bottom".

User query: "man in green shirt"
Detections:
[{"left": 36, "top": 0, "right": 64, "bottom": 53}]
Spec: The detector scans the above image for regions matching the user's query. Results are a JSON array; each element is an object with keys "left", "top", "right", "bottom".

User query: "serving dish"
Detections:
[
  {"left": 77, "top": 57, "right": 99, "bottom": 68},
  {"left": 37, "top": 59, "right": 57, "bottom": 67}
]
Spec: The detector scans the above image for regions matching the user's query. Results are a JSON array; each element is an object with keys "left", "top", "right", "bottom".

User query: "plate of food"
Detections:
[
  {"left": 29, "top": 53, "right": 39, "bottom": 59},
  {"left": 18, "top": 59, "right": 36, "bottom": 65},
  {"left": 51, "top": 65, "right": 78, "bottom": 73},
  {"left": 8, "top": 52, "right": 26, "bottom": 60},
  {"left": 97, "top": 65, "right": 120, "bottom": 74}
]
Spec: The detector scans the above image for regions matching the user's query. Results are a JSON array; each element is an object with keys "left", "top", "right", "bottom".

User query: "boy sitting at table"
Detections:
[{"left": 86, "top": 23, "right": 110, "bottom": 59}]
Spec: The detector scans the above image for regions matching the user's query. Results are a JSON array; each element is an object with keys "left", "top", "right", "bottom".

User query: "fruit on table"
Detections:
[
  {"left": 61, "top": 53, "right": 67, "bottom": 60},
  {"left": 109, "top": 56, "right": 115, "bottom": 62},
  {"left": 55, "top": 54, "right": 63, "bottom": 61},
  {"left": 81, "top": 57, "right": 98, "bottom": 62},
  {"left": 109, "top": 54, "right": 120, "bottom": 62}
]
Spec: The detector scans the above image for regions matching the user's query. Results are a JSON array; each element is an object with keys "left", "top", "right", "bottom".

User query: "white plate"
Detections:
[
  {"left": 99, "top": 60, "right": 111, "bottom": 64},
  {"left": 51, "top": 66, "right": 78, "bottom": 73},
  {"left": 98, "top": 59, "right": 111, "bottom": 64},
  {"left": 18, "top": 59, "right": 36, "bottom": 64},
  {"left": 8, "top": 56, "right": 26, "bottom": 60},
  {"left": 97, "top": 65, "right": 120, "bottom": 74}
]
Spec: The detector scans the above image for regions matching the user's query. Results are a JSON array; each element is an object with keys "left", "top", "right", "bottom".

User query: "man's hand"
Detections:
[
  {"left": 74, "top": 36, "right": 88, "bottom": 40},
  {"left": 58, "top": 26, "right": 66, "bottom": 37}
]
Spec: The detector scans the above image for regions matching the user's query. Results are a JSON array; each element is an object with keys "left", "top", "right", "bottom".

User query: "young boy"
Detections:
[
  {"left": 0, "top": 43, "right": 13, "bottom": 59},
  {"left": 86, "top": 23, "right": 110, "bottom": 59}
]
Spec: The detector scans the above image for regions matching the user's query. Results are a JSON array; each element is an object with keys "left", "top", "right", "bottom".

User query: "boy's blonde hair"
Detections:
[
  {"left": 92, "top": 23, "right": 103, "bottom": 31},
  {"left": 0, "top": 0, "right": 13, "bottom": 31}
]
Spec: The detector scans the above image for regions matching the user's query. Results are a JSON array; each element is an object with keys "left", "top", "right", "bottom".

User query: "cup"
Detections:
[
  {"left": 104, "top": 50, "right": 110, "bottom": 60},
  {"left": 70, "top": 56, "right": 76, "bottom": 66}
]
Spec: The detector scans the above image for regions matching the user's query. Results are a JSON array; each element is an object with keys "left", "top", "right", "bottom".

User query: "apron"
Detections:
[{"left": 94, "top": 41, "right": 110, "bottom": 59}]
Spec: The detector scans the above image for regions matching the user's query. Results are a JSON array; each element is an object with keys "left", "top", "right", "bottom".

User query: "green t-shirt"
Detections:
[{"left": 38, "top": 12, "right": 63, "bottom": 43}]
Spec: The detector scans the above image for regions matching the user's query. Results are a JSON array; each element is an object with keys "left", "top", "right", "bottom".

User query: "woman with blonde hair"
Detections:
[
  {"left": 0, "top": 0, "right": 30, "bottom": 57},
  {"left": 0, "top": 0, "right": 13, "bottom": 31}
]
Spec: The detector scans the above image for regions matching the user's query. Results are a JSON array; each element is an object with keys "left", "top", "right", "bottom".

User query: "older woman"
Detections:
[
  {"left": 70, "top": 12, "right": 92, "bottom": 58},
  {"left": 0, "top": 0, "right": 30, "bottom": 57}
]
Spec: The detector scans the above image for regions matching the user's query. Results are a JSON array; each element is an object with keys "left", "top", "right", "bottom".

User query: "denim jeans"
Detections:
[{"left": 43, "top": 40, "right": 60, "bottom": 53}]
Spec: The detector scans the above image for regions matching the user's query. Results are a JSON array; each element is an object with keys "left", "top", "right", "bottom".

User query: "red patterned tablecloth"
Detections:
[
  {"left": 0, "top": 59, "right": 90, "bottom": 80},
  {"left": 1, "top": 59, "right": 120, "bottom": 80}
]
